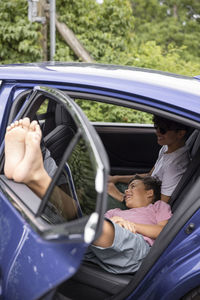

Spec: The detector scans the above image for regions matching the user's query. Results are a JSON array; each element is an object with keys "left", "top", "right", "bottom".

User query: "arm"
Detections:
[
  {"left": 107, "top": 182, "right": 124, "bottom": 202},
  {"left": 161, "top": 194, "right": 170, "bottom": 203},
  {"left": 108, "top": 175, "right": 136, "bottom": 184},
  {"left": 134, "top": 220, "right": 168, "bottom": 239},
  {"left": 109, "top": 165, "right": 155, "bottom": 184},
  {"left": 112, "top": 217, "right": 168, "bottom": 239},
  {"left": 108, "top": 167, "right": 155, "bottom": 202}
]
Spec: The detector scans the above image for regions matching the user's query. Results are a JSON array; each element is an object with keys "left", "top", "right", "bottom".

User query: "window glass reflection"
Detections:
[{"left": 42, "top": 137, "right": 97, "bottom": 224}]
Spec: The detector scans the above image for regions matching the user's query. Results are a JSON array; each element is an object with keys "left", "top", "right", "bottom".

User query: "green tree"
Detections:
[
  {"left": 0, "top": 0, "right": 200, "bottom": 123},
  {"left": 54, "top": 0, "right": 200, "bottom": 76},
  {"left": 0, "top": 0, "right": 43, "bottom": 63},
  {"left": 131, "top": 0, "right": 200, "bottom": 63},
  {"left": 55, "top": 0, "right": 135, "bottom": 63},
  {"left": 75, "top": 99, "right": 153, "bottom": 123}
]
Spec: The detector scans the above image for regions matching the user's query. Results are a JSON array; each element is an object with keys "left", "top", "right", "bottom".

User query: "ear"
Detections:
[
  {"left": 146, "top": 189, "right": 154, "bottom": 200},
  {"left": 178, "top": 130, "right": 186, "bottom": 140}
]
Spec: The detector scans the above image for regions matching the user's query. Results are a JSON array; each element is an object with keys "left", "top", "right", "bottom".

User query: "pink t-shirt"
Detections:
[{"left": 105, "top": 200, "right": 172, "bottom": 246}]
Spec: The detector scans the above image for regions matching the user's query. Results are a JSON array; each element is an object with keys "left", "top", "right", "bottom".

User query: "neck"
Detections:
[{"left": 167, "top": 141, "right": 185, "bottom": 153}]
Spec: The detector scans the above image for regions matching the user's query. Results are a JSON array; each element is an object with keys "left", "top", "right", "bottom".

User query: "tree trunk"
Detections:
[
  {"left": 38, "top": 0, "right": 48, "bottom": 60},
  {"left": 173, "top": 4, "right": 178, "bottom": 19},
  {"left": 55, "top": 17, "right": 94, "bottom": 63}
]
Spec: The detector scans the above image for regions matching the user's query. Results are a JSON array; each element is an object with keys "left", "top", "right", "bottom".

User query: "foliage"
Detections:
[
  {"left": 54, "top": 0, "right": 200, "bottom": 123},
  {"left": 54, "top": 0, "right": 200, "bottom": 77},
  {"left": 0, "top": 0, "right": 43, "bottom": 63},
  {"left": 75, "top": 99, "right": 153, "bottom": 123},
  {"left": 131, "top": 0, "right": 200, "bottom": 63},
  {"left": 55, "top": 0, "right": 135, "bottom": 63},
  {"left": 0, "top": 0, "right": 200, "bottom": 123},
  {"left": 68, "top": 137, "right": 97, "bottom": 215}
]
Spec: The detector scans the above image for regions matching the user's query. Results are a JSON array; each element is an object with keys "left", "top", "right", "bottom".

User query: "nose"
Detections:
[{"left": 125, "top": 187, "right": 133, "bottom": 195}]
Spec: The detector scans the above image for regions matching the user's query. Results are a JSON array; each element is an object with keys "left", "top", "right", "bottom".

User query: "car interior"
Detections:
[
  {"left": 30, "top": 96, "right": 200, "bottom": 300},
  {"left": 3, "top": 90, "right": 200, "bottom": 300},
  {"left": 55, "top": 129, "right": 200, "bottom": 300}
]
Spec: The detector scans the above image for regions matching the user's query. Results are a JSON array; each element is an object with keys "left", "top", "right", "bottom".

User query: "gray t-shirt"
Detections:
[{"left": 152, "top": 145, "right": 190, "bottom": 196}]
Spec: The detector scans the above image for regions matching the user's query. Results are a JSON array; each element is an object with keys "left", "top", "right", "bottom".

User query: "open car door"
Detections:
[{"left": 0, "top": 86, "right": 109, "bottom": 300}]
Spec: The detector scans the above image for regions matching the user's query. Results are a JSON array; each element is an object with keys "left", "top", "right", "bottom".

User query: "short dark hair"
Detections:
[
  {"left": 129, "top": 175, "right": 161, "bottom": 202},
  {"left": 153, "top": 115, "right": 190, "bottom": 132}
]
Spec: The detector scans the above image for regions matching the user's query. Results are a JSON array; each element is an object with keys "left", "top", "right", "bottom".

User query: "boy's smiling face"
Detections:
[
  {"left": 124, "top": 179, "right": 154, "bottom": 208},
  {"left": 155, "top": 128, "right": 185, "bottom": 147}
]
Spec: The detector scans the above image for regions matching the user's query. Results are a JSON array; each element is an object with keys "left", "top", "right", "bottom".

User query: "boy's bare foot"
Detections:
[
  {"left": 12, "top": 121, "right": 51, "bottom": 198},
  {"left": 4, "top": 118, "right": 30, "bottom": 179}
]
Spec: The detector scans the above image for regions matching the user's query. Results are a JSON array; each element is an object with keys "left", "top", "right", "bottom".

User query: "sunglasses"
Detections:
[
  {"left": 154, "top": 126, "right": 182, "bottom": 135},
  {"left": 154, "top": 126, "right": 168, "bottom": 134}
]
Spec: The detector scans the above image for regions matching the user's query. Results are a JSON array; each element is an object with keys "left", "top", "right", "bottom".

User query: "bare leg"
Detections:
[
  {"left": 12, "top": 121, "right": 51, "bottom": 198},
  {"left": 4, "top": 118, "right": 30, "bottom": 179},
  {"left": 93, "top": 220, "right": 115, "bottom": 248}
]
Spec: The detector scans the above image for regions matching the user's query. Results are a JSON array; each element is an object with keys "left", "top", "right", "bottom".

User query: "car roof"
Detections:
[{"left": 0, "top": 62, "right": 200, "bottom": 120}]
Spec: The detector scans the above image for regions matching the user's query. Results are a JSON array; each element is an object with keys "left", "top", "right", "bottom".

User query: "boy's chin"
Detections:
[{"left": 125, "top": 202, "right": 131, "bottom": 209}]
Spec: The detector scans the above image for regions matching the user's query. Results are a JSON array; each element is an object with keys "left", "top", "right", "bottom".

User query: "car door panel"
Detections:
[
  {"left": 94, "top": 124, "right": 160, "bottom": 175},
  {"left": 0, "top": 192, "right": 86, "bottom": 300}
]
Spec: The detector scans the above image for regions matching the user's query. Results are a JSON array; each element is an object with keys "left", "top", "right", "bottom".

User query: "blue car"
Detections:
[{"left": 0, "top": 62, "right": 200, "bottom": 300}]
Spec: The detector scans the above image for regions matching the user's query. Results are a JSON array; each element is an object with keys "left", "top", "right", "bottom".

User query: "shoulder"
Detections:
[
  {"left": 153, "top": 200, "right": 172, "bottom": 221},
  {"left": 105, "top": 208, "right": 121, "bottom": 217},
  {"left": 174, "top": 145, "right": 190, "bottom": 158},
  {"left": 153, "top": 200, "right": 171, "bottom": 212},
  {"left": 167, "top": 146, "right": 190, "bottom": 170},
  {"left": 158, "top": 145, "right": 167, "bottom": 156}
]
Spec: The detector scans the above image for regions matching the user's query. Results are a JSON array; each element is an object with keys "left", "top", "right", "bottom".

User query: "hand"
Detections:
[
  {"left": 117, "top": 220, "right": 136, "bottom": 233},
  {"left": 110, "top": 216, "right": 125, "bottom": 223},
  {"left": 111, "top": 217, "right": 136, "bottom": 233}
]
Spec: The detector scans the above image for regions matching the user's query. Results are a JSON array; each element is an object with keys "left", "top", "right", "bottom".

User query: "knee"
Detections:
[
  {"left": 93, "top": 220, "right": 114, "bottom": 248},
  {"left": 103, "top": 219, "right": 114, "bottom": 233}
]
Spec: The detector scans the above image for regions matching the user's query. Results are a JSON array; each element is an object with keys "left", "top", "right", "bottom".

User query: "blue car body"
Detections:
[{"left": 0, "top": 62, "right": 200, "bottom": 300}]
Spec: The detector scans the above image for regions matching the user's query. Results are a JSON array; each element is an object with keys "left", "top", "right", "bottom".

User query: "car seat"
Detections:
[
  {"left": 43, "top": 104, "right": 77, "bottom": 165},
  {"left": 169, "top": 129, "right": 200, "bottom": 211}
]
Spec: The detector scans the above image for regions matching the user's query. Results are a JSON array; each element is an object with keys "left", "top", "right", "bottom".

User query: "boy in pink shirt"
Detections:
[{"left": 85, "top": 175, "right": 172, "bottom": 273}]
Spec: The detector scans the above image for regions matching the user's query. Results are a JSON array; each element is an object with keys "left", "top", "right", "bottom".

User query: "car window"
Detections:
[
  {"left": 37, "top": 99, "right": 49, "bottom": 115},
  {"left": 41, "top": 136, "right": 98, "bottom": 225},
  {"left": 75, "top": 98, "right": 153, "bottom": 124}
]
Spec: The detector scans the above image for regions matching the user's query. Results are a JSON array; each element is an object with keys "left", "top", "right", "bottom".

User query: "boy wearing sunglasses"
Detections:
[{"left": 108, "top": 115, "right": 190, "bottom": 206}]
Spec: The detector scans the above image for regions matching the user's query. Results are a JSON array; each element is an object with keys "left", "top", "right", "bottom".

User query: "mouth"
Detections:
[{"left": 124, "top": 194, "right": 132, "bottom": 202}]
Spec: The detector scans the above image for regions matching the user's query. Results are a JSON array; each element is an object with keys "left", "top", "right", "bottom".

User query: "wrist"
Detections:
[
  {"left": 132, "top": 222, "right": 137, "bottom": 234},
  {"left": 120, "top": 193, "right": 125, "bottom": 202}
]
